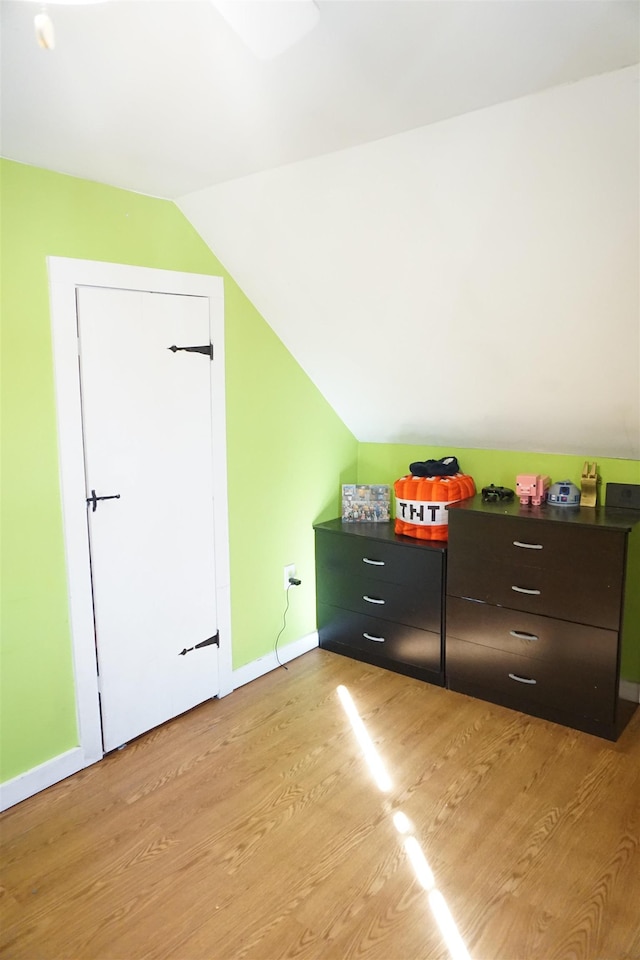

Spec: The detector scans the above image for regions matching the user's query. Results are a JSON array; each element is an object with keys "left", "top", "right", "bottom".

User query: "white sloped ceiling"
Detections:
[
  {"left": 2, "top": 0, "right": 639, "bottom": 457},
  {"left": 179, "top": 66, "right": 639, "bottom": 459}
]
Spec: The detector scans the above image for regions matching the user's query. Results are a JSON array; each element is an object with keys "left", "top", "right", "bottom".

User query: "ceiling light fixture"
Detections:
[
  {"left": 34, "top": 11, "right": 55, "bottom": 48},
  {"left": 209, "top": 0, "right": 320, "bottom": 60},
  {"left": 21, "top": 0, "right": 107, "bottom": 51}
]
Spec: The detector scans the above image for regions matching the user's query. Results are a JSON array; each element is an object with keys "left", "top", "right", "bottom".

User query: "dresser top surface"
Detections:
[
  {"left": 447, "top": 495, "right": 640, "bottom": 532},
  {"left": 314, "top": 518, "right": 447, "bottom": 553}
]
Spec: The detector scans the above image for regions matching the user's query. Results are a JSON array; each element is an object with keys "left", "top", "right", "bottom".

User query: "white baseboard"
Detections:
[
  {"left": 232, "top": 632, "right": 319, "bottom": 690},
  {"left": 0, "top": 747, "right": 99, "bottom": 812},
  {"left": 1, "top": 651, "right": 634, "bottom": 812},
  {"left": 0, "top": 635, "right": 319, "bottom": 812},
  {"left": 620, "top": 679, "right": 640, "bottom": 703}
]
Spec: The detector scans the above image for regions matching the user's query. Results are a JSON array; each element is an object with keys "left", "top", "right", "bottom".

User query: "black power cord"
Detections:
[{"left": 274, "top": 577, "right": 301, "bottom": 670}]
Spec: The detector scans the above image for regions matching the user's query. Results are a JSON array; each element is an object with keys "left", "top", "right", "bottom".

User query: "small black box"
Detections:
[{"left": 605, "top": 483, "right": 640, "bottom": 510}]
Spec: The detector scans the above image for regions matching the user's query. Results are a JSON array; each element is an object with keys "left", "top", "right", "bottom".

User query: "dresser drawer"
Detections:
[
  {"left": 447, "top": 512, "right": 624, "bottom": 629},
  {"left": 448, "top": 511, "right": 623, "bottom": 574},
  {"left": 447, "top": 597, "right": 618, "bottom": 678},
  {"left": 315, "top": 527, "right": 442, "bottom": 589},
  {"left": 447, "top": 555, "right": 622, "bottom": 629},
  {"left": 318, "top": 602, "right": 442, "bottom": 672},
  {"left": 446, "top": 636, "right": 615, "bottom": 723},
  {"left": 316, "top": 567, "right": 441, "bottom": 632}
]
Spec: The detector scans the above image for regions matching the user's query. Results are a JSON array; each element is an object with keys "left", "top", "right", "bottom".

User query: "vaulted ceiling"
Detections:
[
  {"left": 2, "top": 0, "right": 637, "bottom": 198},
  {"left": 2, "top": 1, "right": 639, "bottom": 457}
]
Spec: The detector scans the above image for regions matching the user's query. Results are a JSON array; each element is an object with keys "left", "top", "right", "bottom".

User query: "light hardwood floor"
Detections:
[{"left": 1, "top": 648, "right": 639, "bottom": 960}]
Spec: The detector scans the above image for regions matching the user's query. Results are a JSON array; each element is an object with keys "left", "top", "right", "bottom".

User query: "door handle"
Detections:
[
  {"left": 508, "top": 673, "right": 537, "bottom": 685},
  {"left": 511, "top": 585, "right": 541, "bottom": 595},
  {"left": 363, "top": 633, "right": 385, "bottom": 643},
  {"left": 362, "top": 557, "right": 385, "bottom": 566},
  {"left": 86, "top": 490, "right": 120, "bottom": 512},
  {"left": 513, "top": 540, "right": 543, "bottom": 550},
  {"left": 363, "top": 595, "right": 385, "bottom": 604}
]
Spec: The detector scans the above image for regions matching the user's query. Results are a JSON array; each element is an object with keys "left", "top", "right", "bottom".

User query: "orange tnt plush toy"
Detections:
[{"left": 394, "top": 473, "right": 476, "bottom": 540}]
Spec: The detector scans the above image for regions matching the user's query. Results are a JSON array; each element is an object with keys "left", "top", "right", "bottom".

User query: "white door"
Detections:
[{"left": 77, "top": 286, "right": 220, "bottom": 752}]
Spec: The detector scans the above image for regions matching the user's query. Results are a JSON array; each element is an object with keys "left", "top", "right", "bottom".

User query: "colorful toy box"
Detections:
[{"left": 394, "top": 473, "right": 476, "bottom": 541}]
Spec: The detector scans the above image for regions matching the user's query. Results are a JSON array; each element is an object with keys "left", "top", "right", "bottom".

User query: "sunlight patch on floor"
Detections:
[
  {"left": 336, "top": 684, "right": 392, "bottom": 792},
  {"left": 337, "top": 684, "right": 471, "bottom": 960}
]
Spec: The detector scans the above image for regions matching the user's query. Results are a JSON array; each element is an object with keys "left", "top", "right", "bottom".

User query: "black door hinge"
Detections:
[
  {"left": 178, "top": 632, "right": 220, "bottom": 656},
  {"left": 168, "top": 344, "right": 213, "bottom": 360}
]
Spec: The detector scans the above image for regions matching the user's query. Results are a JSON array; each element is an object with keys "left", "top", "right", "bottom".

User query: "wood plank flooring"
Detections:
[{"left": 1, "top": 648, "right": 639, "bottom": 960}]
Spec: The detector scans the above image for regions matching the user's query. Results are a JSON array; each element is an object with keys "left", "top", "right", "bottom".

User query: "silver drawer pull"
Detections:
[
  {"left": 509, "top": 630, "right": 539, "bottom": 641},
  {"left": 363, "top": 595, "right": 385, "bottom": 604},
  {"left": 513, "top": 540, "right": 543, "bottom": 550},
  {"left": 363, "top": 632, "right": 385, "bottom": 643},
  {"left": 509, "top": 673, "right": 537, "bottom": 685},
  {"left": 512, "top": 585, "right": 541, "bottom": 595},
  {"left": 362, "top": 557, "right": 385, "bottom": 566}
]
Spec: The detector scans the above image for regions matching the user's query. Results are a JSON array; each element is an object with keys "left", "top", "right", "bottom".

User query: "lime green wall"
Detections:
[
  {"left": 357, "top": 443, "right": 640, "bottom": 495},
  {"left": 223, "top": 278, "right": 357, "bottom": 669},
  {"left": 0, "top": 159, "right": 357, "bottom": 784}
]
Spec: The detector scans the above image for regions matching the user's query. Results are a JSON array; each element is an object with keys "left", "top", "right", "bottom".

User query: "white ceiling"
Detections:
[
  {"left": 179, "top": 64, "right": 640, "bottom": 457},
  {"left": 2, "top": 1, "right": 639, "bottom": 459},
  {"left": 1, "top": 0, "right": 638, "bottom": 199}
]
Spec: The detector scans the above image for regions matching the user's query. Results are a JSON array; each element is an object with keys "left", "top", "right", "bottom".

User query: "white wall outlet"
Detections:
[{"left": 284, "top": 564, "right": 296, "bottom": 590}]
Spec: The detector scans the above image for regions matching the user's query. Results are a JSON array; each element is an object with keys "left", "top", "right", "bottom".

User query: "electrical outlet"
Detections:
[{"left": 284, "top": 564, "right": 296, "bottom": 590}]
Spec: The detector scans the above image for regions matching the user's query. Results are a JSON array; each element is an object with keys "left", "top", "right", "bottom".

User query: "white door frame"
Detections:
[{"left": 48, "top": 258, "right": 233, "bottom": 767}]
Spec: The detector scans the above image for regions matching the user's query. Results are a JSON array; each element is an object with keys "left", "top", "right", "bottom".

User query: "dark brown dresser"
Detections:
[
  {"left": 314, "top": 519, "right": 446, "bottom": 685},
  {"left": 446, "top": 496, "right": 640, "bottom": 739}
]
